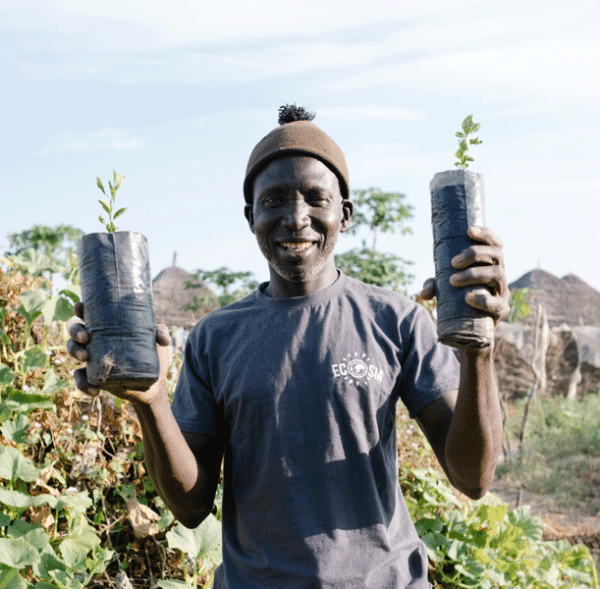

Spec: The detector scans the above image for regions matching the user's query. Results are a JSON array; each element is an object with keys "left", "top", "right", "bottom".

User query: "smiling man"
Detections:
[{"left": 68, "top": 105, "right": 509, "bottom": 589}]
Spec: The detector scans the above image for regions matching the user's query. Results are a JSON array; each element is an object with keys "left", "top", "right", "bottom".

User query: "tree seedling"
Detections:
[
  {"left": 454, "top": 115, "right": 482, "bottom": 169},
  {"left": 97, "top": 170, "right": 127, "bottom": 233}
]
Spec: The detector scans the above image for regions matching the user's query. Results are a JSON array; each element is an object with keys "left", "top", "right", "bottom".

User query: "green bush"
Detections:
[{"left": 397, "top": 411, "right": 599, "bottom": 588}]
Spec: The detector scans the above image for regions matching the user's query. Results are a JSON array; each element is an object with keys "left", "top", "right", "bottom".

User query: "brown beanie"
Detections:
[{"left": 244, "top": 106, "right": 349, "bottom": 203}]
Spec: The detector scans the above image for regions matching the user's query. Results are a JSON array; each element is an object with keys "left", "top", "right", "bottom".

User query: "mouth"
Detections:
[{"left": 277, "top": 241, "right": 315, "bottom": 252}]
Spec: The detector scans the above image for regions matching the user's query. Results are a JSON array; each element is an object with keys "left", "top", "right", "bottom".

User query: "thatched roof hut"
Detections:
[
  {"left": 509, "top": 269, "right": 600, "bottom": 328},
  {"left": 152, "top": 266, "right": 218, "bottom": 329}
]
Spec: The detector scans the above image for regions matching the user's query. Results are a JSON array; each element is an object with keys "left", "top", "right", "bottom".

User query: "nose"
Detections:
[{"left": 281, "top": 199, "right": 310, "bottom": 230}]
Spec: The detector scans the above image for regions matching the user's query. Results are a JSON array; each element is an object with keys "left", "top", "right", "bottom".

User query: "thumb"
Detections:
[
  {"left": 156, "top": 324, "right": 170, "bottom": 347},
  {"left": 417, "top": 278, "right": 436, "bottom": 302}
]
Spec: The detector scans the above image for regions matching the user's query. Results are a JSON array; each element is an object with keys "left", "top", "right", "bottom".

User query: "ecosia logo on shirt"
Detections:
[{"left": 331, "top": 352, "right": 383, "bottom": 387}]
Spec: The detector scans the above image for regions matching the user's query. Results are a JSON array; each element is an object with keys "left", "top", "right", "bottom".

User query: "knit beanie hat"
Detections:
[{"left": 244, "top": 105, "right": 349, "bottom": 203}]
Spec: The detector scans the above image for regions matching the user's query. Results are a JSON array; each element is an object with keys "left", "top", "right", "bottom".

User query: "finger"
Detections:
[
  {"left": 467, "top": 226, "right": 503, "bottom": 248},
  {"left": 73, "top": 301, "right": 84, "bottom": 320},
  {"left": 452, "top": 245, "right": 504, "bottom": 270},
  {"left": 72, "top": 367, "right": 100, "bottom": 397},
  {"left": 450, "top": 265, "right": 506, "bottom": 294},
  {"left": 417, "top": 278, "right": 436, "bottom": 302},
  {"left": 156, "top": 324, "right": 170, "bottom": 347},
  {"left": 69, "top": 322, "right": 89, "bottom": 345},
  {"left": 465, "top": 289, "right": 511, "bottom": 324},
  {"left": 67, "top": 338, "right": 88, "bottom": 362}
]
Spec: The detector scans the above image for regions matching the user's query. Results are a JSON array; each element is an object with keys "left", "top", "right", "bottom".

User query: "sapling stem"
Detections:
[
  {"left": 97, "top": 170, "right": 127, "bottom": 233},
  {"left": 454, "top": 115, "right": 482, "bottom": 169}
]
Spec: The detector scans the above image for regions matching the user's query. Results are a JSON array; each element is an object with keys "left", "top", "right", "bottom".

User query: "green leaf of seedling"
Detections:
[
  {"left": 112, "top": 169, "right": 117, "bottom": 183},
  {"left": 166, "top": 514, "right": 222, "bottom": 567},
  {"left": 41, "top": 370, "right": 69, "bottom": 396},
  {"left": 96, "top": 178, "right": 105, "bottom": 194},
  {"left": 55, "top": 489, "right": 93, "bottom": 516},
  {"left": 113, "top": 207, "right": 127, "bottom": 220},
  {"left": 59, "top": 529, "right": 101, "bottom": 571},
  {"left": 1, "top": 389, "right": 54, "bottom": 414},
  {"left": 0, "top": 538, "right": 41, "bottom": 569},
  {"left": 0, "top": 363, "right": 16, "bottom": 386},
  {"left": 0, "top": 563, "right": 27, "bottom": 588},
  {"left": 0, "top": 445, "right": 39, "bottom": 482},
  {"left": 18, "top": 290, "right": 45, "bottom": 316},
  {"left": 98, "top": 200, "right": 111, "bottom": 215},
  {"left": 49, "top": 569, "right": 84, "bottom": 589},
  {"left": 107, "top": 222, "right": 116, "bottom": 234},
  {"left": 0, "top": 488, "right": 57, "bottom": 510},
  {"left": 0, "top": 412, "right": 30, "bottom": 444},
  {"left": 23, "top": 346, "right": 47, "bottom": 372},
  {"left": 462, "top": 115, "right": 474, "bottom": 133},
  {"left": 98, "top": 214, "right": 105, "bottom": 227},
  {"left": 0, "top": 329, "right": 10, "bottom": 346},
  {"left": 59, "top": 289, "right": 80, "bottom": 304}
]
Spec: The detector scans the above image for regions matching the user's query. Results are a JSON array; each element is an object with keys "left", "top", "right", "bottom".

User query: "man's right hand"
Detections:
[{"left": 67, "top": 301, "right": 171, "bottom": 405}]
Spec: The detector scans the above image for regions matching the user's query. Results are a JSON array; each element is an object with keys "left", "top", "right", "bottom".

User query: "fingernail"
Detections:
[{"left": 471, "top": 226, "right": 481, "bottom": 236}]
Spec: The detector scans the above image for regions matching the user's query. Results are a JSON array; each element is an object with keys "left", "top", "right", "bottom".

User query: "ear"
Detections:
[
  {"left": 244, "top": 204, "right": 255, "bottom": 234},
  {"left": 340, "top": 199, "right": 353, "bottom": 233}
]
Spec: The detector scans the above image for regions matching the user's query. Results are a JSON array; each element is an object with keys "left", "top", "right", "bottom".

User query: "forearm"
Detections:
[
  {"left": 132, "top": 384, "right": 214, "bottom": 526},
  {"left": 445, "top": 346, "right": 503, "bottom": 499}
]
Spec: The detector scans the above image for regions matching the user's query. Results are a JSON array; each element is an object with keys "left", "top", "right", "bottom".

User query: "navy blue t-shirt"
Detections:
[{"left": 172, "top": 272, "right": 459, "bottom": 588}]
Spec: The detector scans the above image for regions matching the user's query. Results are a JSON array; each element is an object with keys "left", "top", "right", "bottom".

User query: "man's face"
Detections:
[{"left": 245, "top": 156, "right": 352, "bottom": 296}]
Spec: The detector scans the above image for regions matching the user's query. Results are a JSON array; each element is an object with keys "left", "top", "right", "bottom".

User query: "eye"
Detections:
[
  {"left": 259, "top": 190, "right": 284, "bottom": 206},
  {"left": 306, "top": 189, "right": 330, "bottom": 205}
]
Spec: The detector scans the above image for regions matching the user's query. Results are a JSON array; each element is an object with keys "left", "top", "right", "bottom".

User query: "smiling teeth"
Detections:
[{"left": 280, "top": 242, "right": 312, "bottom": 251}]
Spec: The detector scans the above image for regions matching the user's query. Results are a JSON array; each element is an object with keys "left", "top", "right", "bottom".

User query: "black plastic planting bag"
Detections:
[
  {"left": 78, "top": 231, "right": 160, "bottom": 390},
  {"left": 430, "top": 170, "right": 494, "bottom": 348}
]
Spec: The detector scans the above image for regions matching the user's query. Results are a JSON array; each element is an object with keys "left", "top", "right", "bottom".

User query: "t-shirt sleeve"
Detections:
[
  {"left": 398, "top": 305, "right": 460, "bottom": 418},
  {"left": 171, "top": 328, "right": 222, "bottom": 436}
]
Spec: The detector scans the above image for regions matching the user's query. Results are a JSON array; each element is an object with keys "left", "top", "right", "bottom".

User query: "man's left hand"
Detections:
[{"left": 419, "top": 226, "right": 510, "bottom": 324}]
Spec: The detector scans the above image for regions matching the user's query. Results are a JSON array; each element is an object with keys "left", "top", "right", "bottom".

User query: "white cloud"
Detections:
[
  {"left": 40, "top": 127, "right": 145, "bottom": 153},
  {"left": 332, "top": 31, "right": 600, "bottom": 102},
  {"left": 1, "top": 0, "right": 477, "bottom": 49}
]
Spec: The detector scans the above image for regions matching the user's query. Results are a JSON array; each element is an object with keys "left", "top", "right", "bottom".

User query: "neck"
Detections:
[{"left": 264, "top": 265, "right": 339, "bottom": 298}]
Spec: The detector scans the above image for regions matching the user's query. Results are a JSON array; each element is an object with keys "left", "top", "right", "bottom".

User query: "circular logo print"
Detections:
[{"left": 347, "top": 359, "right": 368, "bottom": 379}]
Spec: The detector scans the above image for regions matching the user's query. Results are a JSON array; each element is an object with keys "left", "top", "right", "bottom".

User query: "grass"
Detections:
[{"left": 498, "top": 393, "right": 600, "bottom": 513}]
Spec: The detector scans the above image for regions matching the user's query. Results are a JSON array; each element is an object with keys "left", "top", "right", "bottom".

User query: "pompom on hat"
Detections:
[{"left": 244, "top": 105, "right": 349, "bottom": 203}]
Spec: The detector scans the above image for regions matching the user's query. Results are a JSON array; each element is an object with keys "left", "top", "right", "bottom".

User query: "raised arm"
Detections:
[
  {"left": 68, "top": 303, "right": 223, "bottom": 528},
  {"left": 415, "top": 226, "right": 509, "bottom": 499}
]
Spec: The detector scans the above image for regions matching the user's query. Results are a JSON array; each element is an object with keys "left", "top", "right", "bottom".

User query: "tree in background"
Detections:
[
  {"left": 5, "top": 224, "right": 84, "bottom": 282},
  {"left": 185, "top": 267, "right": 258, "bottom": 310},
  {"left": 335, "top": 187, "right": 414, "bottom": 291},
  {"left": 507, "top": 287, "right": 531, "bottom": 323}
]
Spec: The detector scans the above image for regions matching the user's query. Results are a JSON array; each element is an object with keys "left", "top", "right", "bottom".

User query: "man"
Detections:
[{"left": 68, "top": 105, "right": 509, "bottom": 588}]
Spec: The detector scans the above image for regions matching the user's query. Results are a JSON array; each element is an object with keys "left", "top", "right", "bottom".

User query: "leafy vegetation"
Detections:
[
  {"left": 1, "top": 227, "right": 599, "bottom": 587},
  {"left": 499, "top": 395, "right": 600, "bottom": 514},
  {"left": 0, "top": 254, "right": 222, "bottom": 588},
  {"left": 454, "top": 115, "right": 482, "bottom": 169},
  {"left": 6, "top": 225, "right": 84, "bottom": 283},
  {"left": 97, "top": 171, "right": 127, "bottom": 233},
  {"left": 507, "top": 287, "right": 531, "bottom": 323},
  {"left": 397, "top": 408, "right": 599, "bottom": 588}
]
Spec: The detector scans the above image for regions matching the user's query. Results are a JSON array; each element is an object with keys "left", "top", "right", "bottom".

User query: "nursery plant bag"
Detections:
[
  {"left": 430, "top": 169, "right": 494, "bottom": 348},
  {"left": 78, "top": 231, "right": 160, "bottom": 390}
]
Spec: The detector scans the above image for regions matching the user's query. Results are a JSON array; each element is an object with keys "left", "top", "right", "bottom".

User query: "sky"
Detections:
[{"left": 1, "top": 0, "right": 599, "bottom": 294}]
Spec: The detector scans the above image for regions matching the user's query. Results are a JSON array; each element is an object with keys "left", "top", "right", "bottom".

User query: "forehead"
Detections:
[{"left": 253, "top": 156, "right": 340, "bottom": 197}]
